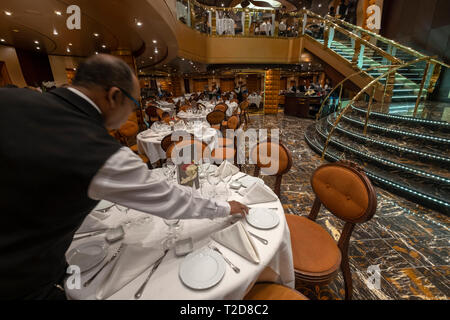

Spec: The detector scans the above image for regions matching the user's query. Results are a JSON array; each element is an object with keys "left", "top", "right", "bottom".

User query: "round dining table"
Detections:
[
  {"left": 64, "top": 169, "right": 295, "bottom": 300},
  {"left": 136, "top": 126, "right": 218, "bottom": 164}
]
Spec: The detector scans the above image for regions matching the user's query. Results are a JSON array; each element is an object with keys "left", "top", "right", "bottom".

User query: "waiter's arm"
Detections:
[{"left": 88, "top": 147, "right": 233, "bottom": 220}]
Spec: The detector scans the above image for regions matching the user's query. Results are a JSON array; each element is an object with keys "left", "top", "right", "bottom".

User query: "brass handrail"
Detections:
[
  {"left": 324, "top": 13, "right": 450, "bottom": 69},
  {"left": 315, "top": 64, "right": 400, "bottom": 121},
  {"left": 320, "top": 56, "right": 431, "bottom": 160},
  {"left": 301, "top": 10, "right": 402, "bottom": 65}
]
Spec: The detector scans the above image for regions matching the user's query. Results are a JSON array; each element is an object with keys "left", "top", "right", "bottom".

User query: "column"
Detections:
[{"left": 264, "top": 69, "right": 281, "bottom": 114}]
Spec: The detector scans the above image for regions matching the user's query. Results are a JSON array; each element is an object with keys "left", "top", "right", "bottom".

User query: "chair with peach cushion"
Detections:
[
  {"left": 216, "top": 115, "right": 240, "bottom": 148},
  {"left": 250, "top": 140, "right": 292, "bottom": 197},
  {"left": 166, "top": 139, "right": 211, "bottom": 162},
  {"left": 244, "top": 283, "right": 309, "bottom": 300},
  {"left": 286, "top": 161, "right": 377, "bottom": 300},
  {"left": 210, "top": 147, "right": 236, "bottom": 164},
  {"left": 161, "top": 131, "right": 194, "bottom": 153},
  {"left": 116, "top": 121, "right": 150, "bottom": 165},
  {"left": 214, "top": 103, "right": 228, "bottom": 114},
  {"left": 239, "top": 101, "right": 249, "bottom": 125},
  {"left": 206, "top": 110, "right": 226, "bottom": 131}
]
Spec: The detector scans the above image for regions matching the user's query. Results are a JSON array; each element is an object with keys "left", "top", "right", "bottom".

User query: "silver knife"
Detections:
[
  {"left": 83, "top": 243, "right": 124, "bottom": 287},
  {"left": 134, "top": 249, "right": 169, "bottom": 299}
]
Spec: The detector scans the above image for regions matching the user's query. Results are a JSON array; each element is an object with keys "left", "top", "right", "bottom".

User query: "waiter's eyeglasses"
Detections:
[{"left": 119, "top": 87, "right": 140, "bottom": 110}]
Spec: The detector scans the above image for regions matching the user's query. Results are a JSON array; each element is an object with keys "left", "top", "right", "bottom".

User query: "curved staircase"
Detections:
[{"left": 304, "top": 104, "right": 450, "bottom": 215}]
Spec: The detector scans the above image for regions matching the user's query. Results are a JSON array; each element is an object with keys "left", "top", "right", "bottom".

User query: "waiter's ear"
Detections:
[{"left": 106, "top": 87, "right": 123, "bottom": 110}]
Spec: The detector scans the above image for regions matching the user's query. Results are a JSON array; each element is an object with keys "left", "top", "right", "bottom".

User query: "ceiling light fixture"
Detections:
[
  {"left": 136, "top": 21, "right": 143, "bottom": 27},
  {"left": 152, "top": 40, "right": 157, "bottom": 44},
  {"left": 4, "top": 11, "right": 12, "bottom": 16},
  {"left": 102, "top": 44, "right": 106, "bottom": 48},
  {"left": 53, "top": 29, "right": 58, "bottom": 35},
  {"left": 55, "top": 10, "right": 62, "bottom": 16},
  {"left": 36, "top": 47, "right": 40, "bottom": 50},
  {"left": 95, "top": 51, "right": 98, "bottom": 55},
  {"left": 66, "top": 47, "right": 70, "bottom": 53},
  {"left": 0, "top": 39, "right": 5, "bottom": 42},
  {"left": 68, "top": 43, "right": 72, "bottom": 46},
  {"left": 34, "top": 40, "right": 39, "bottom": 44},
  {"left": 93, "top": 33, "right": 99, "bottom": 37}
]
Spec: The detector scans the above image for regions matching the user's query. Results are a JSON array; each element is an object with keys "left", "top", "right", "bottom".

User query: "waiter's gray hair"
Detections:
[{"left": 72, "top": 54, "right": 135, "bottom": 94}]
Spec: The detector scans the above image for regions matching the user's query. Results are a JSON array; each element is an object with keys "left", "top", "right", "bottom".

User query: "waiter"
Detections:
[{"left": 0, "top": 54, "right": 249, "bottom": 300}]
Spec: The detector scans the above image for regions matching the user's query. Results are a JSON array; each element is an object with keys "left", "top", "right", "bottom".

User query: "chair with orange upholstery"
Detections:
[
  {"left": 116, "top": 121, "right": 150, "bottom": 166},
  {"left": 244, "top": 283, "right": 309, "bottom": 300},
  {"left": 145, "top": 105, "right": 160, "bottom": 124},
  {"left": 214, "top": 103, "right": 228, "bottom": 115},
  {"left": 216, "top": 115, "right": 240, "bottom": 148},
  {"left": 250, "top": 140, "right": 292, "bottom": 197},
  {"left": 239, "top": 101, "right": 249, "bottom": 125},
  {"left": 206, "top": 110, "right": 226, "bottom": 131},
  {"left": 285, "top": 161, "right": 377, "bottom": 300},
  {"left": 161, "top": 131, "right": 194, "bottom": 153},
  {"left": 166, "top": 139, "right": 210, "bottom": 163},
  {"left": 161, "top": 112, "right": 171, "bottom": 124}
]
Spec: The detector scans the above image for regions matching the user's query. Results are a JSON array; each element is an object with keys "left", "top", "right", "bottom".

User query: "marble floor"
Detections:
[{"left": 241, "top": 112, "right": 450, "bottom": 300}]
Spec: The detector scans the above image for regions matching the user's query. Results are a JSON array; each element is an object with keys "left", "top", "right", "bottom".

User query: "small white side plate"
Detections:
[
  {"left": 66, "top": 240, "right": 108, "bottom": 273},
  {"left": 246, "top": 208, "right": 280, "bottom": 229},
  {"left": 179, "top": 248, "right": 225, "bottom": 290}
]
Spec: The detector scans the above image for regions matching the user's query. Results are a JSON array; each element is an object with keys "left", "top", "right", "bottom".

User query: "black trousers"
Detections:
[{"left": 19, "top": 271, "right": 67, "bottom": 300}]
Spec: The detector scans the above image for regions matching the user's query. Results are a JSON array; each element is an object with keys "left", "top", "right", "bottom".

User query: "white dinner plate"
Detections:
[
  {"left": 66, "top": 240, "right": 108, "bottom": 273},
  {"left": 94, "top": 200, "right": 115, "bottom": 211},
  {"left": 246, "top": 208, "right": 280, "bottom": 229},
  {"left": 179, "top": 248, "right": 226, "bottom": 290}
]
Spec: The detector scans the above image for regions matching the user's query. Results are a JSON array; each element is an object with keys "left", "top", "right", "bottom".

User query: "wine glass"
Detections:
[
  {"left": 207, "top": 172, "right": 221, "bottom": 197},
  {"left": 162, "top": 219, "right": 181, "bottom": 249}
]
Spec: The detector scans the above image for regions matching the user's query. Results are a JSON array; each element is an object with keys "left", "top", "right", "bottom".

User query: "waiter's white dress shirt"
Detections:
[{"left": 68, "top": 87, "right": 231, "bottom": 220}]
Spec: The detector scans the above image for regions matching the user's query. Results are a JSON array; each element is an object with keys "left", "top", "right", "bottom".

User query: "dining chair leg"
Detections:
[
  {"left": 274, "top": 175, "right": 282, "bottom": 198},
  {"left": 341, "top": 256, "right": 353, "bottom": 300}
]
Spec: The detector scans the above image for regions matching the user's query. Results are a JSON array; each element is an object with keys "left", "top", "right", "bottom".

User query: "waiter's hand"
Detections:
[{"left": 228, "top": 201, "right": 249, "bottom": 216}]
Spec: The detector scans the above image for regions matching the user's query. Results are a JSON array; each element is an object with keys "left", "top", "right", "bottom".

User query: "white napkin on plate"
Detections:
[
  {"left": 241, "top": 181, "right": 278, "bottom": 205},
  {"left": 76, "top": 213, "right": 109, "bottom": 234},
  {"left": 214, "top": 160, "right": 239, "bottom": 179},
  {"left": 239, "top": 175, "right": 264, "bottom": 188},
  {"left": 95, "top": 244, "right": 165, "bottom": 300},
  {"left": 212, "top": 221, "right": 260, "bottom": 264}
]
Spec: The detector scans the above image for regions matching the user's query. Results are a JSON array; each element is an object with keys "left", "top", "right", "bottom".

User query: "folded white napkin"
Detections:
[
  {"left": 214, "top": 160, "right": 239, "bottom": 179},
  {"left": 241, "top": 181, "right": 278, "bottom": 205},
  {"left": 76, "top": 213, "right": 109, "bottom": 234},
  {"left": 96, "top": 244, "right": 165, "bottom": 300},
  {"left": 211, "top": 221, "right": 260, "bottom": 264},
  {"left": 239, "top": 175, "right": 264, "bottom": 188}
]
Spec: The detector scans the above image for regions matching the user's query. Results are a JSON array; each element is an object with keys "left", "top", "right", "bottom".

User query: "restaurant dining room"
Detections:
[{"left": 0, "top": 0, "right": 449, "bottom": 308}]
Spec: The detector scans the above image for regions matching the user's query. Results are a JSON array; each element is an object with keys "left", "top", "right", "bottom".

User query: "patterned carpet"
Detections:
[{"left": 241, "top": 113, "right": 450, "bottom": 300}]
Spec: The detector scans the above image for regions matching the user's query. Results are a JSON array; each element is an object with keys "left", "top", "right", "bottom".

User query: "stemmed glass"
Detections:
[
  {"left": 163, "top": 160, "right": 176, "bottom": 183},
  {"left": 162, "top": 219, "right": 181, "bottom": 249}
]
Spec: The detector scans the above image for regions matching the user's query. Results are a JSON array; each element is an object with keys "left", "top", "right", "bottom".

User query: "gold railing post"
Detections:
[
  {"left": 363, "top": 86, "right": 376, "bottom": 135},
  {"left": 427, "top": 63, "right": 441, "bottom": 94},
  {"left": 413, "top": 59, "right": 430, "bottom": 118},
  {"left": 337, "top": 84, "right": 344, "bottom": 111}
]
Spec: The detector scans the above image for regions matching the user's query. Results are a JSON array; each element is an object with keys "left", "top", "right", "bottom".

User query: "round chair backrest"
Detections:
[
  {"left": 118, "top": 121, "right": 139, "bottom": 138},
  {"left": 161, "top": 131, "right": 193, "bottom": 152},
  {"left": 128, "top": 111, "right": 138, "bottom": 124},
  {"left": 214, "top": 103, "right": 228, "bottom": 113},
  {"left": 240, "top": 101, "right": 249, "bottom": 111},
  {"left": 161, "top": 112, "right": 171, "bottom": 124},
  {"left": 311, "top": 161, "right": 377, "bottom": 224},
  {"left": 206, "top": 110, "right": 226, "bottom": 125},
  {"left": 145, "top": 106, "right": 159, "bottom": 118},
  {"left": 180, "top": 105, "right": 191, "bottom": 112},
  {"left": 156, "top": 108, "right": 164, "bottom": 119},
  {"left": 250, "top": 140, "right": 292, "bottom": 176},
  {"left": 166, "top": 139, "right": 210, "bottom": 162},
  {"left": 227, "top": 115, "right": 240, "bottom": 130}
]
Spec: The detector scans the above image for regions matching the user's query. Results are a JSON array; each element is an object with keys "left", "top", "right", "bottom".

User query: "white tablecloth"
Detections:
[
  {"left": 64, "top": 171, "right": 294, "bottom": 300},
  {"left": 248, "top": 95, "right": 262, "bottom": 107},
  {"left": 177, "top": 111, "right": 207, "bottom": 122},
  {"left": 137, "top": 127, "right": 217, "bottom": 163}
]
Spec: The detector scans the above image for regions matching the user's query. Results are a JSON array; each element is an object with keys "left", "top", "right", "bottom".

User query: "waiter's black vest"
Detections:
[{"left": 0, "top": 88, "right": 121, "bottom": 299}]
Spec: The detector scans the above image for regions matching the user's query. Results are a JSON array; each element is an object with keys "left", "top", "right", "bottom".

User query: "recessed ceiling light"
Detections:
[
  {"left": 68, "top": 43, "right": 72, "bottom": 46},
  {"left": 93, "top": 33, "right": 99, "bottom": 37},
  {"left": 34, "top": 40, "right": 39, "bottom": 44},
  {"left": 55, "top": 10, "right": 62, "bottom": 16},
  {"left": 36, "top": 47, "right": 40, "bottom": 50},
  {"left": 66, "top": 47, "right": 70, "bottom": 52},
  {"left": 4, "top": 11, "right": 12, "bottom": 16},
  {"left": 12, "top": 29, "right": 19, "bottom": 33},
  {"left": 101, "top": 45, "right": 106, "bottom": 48},
  {"left": 53, "top": 29, "right": 58, "bottom": 35},
  {"left": 136, "top": 21, "right": 143, "bottom": 27},
  {"left": 95, "top": 51, "right": 98, "bottom": 54},
  {"left": 0, "top": 39, "right": 5, "bottom": 42},
  {"left": 152, "top": 40, "right": 157, "bottom": 44}
]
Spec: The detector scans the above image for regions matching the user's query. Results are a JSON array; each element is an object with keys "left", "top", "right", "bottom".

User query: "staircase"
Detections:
[
  {"left": 316, "top": 38, "right": 428, "bottom": 104},
  {"left": 304, "top": 104, "right": 450, "bottom": 215}
]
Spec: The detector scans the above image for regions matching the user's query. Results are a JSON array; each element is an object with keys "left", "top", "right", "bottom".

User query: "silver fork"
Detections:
[{"left": 209, "top": 245, "right": 240, "bottom": 273}]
